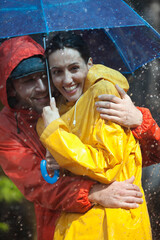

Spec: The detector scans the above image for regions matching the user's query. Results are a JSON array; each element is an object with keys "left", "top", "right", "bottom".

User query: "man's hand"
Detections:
[
  {"left": 46, "top": 150, "right": 60, "bottom": 174},
  {"left": 95, "top": 84, "right": 143, "bottom": 128},
  {"left": 88, "top": 176, "right": 143, "bottom": 209},
  {"left": 42, "top": 97, "right": 60, "bottom": 127}
]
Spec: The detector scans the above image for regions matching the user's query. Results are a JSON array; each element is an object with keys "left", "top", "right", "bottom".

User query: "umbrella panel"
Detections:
[
  {"left": 76, "top": 27, "right": 160, "bottom": 73},
  {"left": 0, "top": 0, "right": 45, "bottom": 38},
  {"left": 44, "top": 0, "right": 145, "bottom": 32},
  {"left": 0, "top": 0, "right": 146, "bottom": 39}
]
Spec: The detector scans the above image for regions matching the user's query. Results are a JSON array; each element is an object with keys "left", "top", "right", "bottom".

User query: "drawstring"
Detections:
[
  {"left": 73, "top": 96, "right": 81, "bottom": 126},
  {"left": 14, "top": 112, "right": 20, "bottom": 134}
]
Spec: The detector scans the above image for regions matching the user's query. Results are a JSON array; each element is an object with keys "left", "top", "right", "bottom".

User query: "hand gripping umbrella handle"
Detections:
[{"left": 40, "top": 160, "right": 60, "bottom": 184}]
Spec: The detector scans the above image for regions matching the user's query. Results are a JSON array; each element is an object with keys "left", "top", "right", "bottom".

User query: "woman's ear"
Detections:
[{"left": 87, "top": 57, "right": 93, "bottom": 70}]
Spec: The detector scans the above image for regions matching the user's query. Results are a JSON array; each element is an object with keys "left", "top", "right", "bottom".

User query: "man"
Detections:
[{"left": 0, "top": 35, "right": 156, "bottom": 240}]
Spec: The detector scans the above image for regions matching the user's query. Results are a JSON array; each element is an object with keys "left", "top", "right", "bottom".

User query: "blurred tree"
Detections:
[{"left": 0, "top": 170, "right": 36, "bottom": 240}]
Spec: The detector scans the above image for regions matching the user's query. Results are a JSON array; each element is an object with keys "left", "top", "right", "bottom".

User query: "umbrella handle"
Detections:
[{"left": 40, "top": 159, "right": 60, "bottom": 184}]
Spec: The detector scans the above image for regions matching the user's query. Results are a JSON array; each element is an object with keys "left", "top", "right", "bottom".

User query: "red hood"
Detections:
[{"left": 0, "top": 36, "right": 44, "bottom": 108}]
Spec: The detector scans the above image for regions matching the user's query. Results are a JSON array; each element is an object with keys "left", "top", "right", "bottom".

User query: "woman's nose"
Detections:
[{"left": 63, "top": 70, "right": 72, "bottom": 85}]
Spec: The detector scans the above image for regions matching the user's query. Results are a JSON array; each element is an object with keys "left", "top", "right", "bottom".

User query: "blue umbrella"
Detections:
[
  {"left": 1, "top": 0, "right": 160, "bottom": 74},
  {"left": 1, "top": 0, "right": 160, "bottom": 184}
]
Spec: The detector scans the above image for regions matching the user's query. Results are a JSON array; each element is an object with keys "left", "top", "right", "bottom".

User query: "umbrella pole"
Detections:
[
  {"left": 43, "top": 35, "right": 52, "bottom": 100},
  {"left": 41, "top": 35, "right": 60, "bottom": 185}
]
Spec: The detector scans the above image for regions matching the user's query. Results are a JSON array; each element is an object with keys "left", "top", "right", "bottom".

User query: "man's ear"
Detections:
[{"left": 87, "top": 57, "right": 93, "bottom": 70}]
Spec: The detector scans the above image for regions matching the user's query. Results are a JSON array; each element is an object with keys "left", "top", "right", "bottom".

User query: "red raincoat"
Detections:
[
  {"left": 132, "top": 107, "right": 160, "bottom": 166},
  {"left": 0, "top": 36, "right": 94, "bottom": 240}
]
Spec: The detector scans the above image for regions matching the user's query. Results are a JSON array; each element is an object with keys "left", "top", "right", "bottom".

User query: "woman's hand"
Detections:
[
  {"left": 42, "top": 97, "right": 60, "bottom": 127},
  {"left": 95, "top": 84, "right": 143, "bottom": 128},
  {"left": 88, "top": 176, "right": 143, "bottom": 209}
]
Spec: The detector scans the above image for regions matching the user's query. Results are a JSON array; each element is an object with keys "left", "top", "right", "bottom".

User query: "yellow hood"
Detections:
[{"left": 83, "top": 64, "right": 129, "bottom": 93}]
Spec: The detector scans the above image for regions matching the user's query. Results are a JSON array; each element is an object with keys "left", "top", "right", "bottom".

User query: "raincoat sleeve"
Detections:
[
  {"left": 0, "top": 124, "right": 95, "bottom": 213},
  {"left": 132, "top": 107, "right": 160, "bottom": 166},
  {"left": 40, "top": 80, "right": 140, "bottom": 184}
]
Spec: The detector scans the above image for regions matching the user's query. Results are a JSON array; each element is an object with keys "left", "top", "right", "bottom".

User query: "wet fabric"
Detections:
[
  {"left": 1, "top": 0, "right": 160, "bottom": 74},
  {"left": 0, "top": 36, "right": 95, "bottom": 240},
  {"left": 133, "top": 107, "right": 160, "bottom": 166},
  {"left": 39, "top": 65, "right": 152, "bottom": 239}
]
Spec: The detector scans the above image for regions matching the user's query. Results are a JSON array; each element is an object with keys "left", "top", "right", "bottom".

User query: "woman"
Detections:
[{"left": 37, "top": 32, "right": 152, "bottom": 240}]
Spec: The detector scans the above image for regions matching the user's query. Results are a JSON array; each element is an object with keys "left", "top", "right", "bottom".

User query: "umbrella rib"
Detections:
[
  {"left": 122, "top": 0, "right": 160, "bottom": 39},
  {"left": 40, "top": 0, "right": 49, "bottom": 34},
  {"left": 104, "top": 28, "right": 133, "bottom": 74}
]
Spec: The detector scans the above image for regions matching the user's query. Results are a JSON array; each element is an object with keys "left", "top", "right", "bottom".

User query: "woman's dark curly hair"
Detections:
[{"left": 45, "top": 31, "right": 90, "bottom": 64}]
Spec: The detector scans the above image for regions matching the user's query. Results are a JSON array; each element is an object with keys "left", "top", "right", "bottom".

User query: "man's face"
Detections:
[{"left": 12, "top": 72, "right": 50, "bottom": 113}]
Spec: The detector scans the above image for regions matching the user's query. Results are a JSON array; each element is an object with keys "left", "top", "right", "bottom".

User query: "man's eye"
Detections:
[{"left": 21, "top": 78, "right": 33, "bottom": 83}]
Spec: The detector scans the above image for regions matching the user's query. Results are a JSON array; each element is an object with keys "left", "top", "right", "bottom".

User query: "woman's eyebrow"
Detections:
[
  {"left": 50, "top": 66, "right": 60, "bottom": 70},
  {"left": 50, "top": 62, "right": 79, "bottom": 70}
]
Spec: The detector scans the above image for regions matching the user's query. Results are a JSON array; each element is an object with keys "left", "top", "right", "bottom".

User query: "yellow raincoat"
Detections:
[{"left": 37, "top": 65, "right": 152, "bottom": 240}]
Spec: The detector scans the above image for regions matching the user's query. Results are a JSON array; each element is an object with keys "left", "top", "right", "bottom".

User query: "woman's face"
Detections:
[{"left": 49, "top": 47, "right": 93, "bottom": 102}]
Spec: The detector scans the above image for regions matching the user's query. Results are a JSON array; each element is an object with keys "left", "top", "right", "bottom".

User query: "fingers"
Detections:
[
  {"left": 121, "top": 189, "right": 143, "bottom": 198},
  {"left": 125, "top": 176, "right": 135, "bottom": 184},
  {"left": 99, "top": 114, "right": 121, "bottom": 123},
  {"left": 115, "top": 84, "right": 126, "bottom": 99},
  {"left": 95, "top": 101, "right": 124, "bottom": 119},
  {"left": 117, "top": 196, "right": 143, "bottom": 210},
  {"left": 98, "top": 94, "right": 121, "bottom": 104},
  {"left": 96, "top": 107, "right": 121, "bottom": 117},
  {"left": 43, "top": 105, "right": 51, "bottom": 112},
  {"left": 95, "top": 101, "right": 120, "bottom": 110},
  {"left": 50, "top": 97, "right": 56, "bottom": 110},
  {"left": 117, "top": 202, "right": 140, "bottom": 210},
  {"left": 43, "top": 98, "right": 56, "bottom": 113},
  {"left": 46, "top": 153, "right": 60, "bottom": 171},
  {"left": 124, "top": 179, "right": 141, "bottom": 192}
]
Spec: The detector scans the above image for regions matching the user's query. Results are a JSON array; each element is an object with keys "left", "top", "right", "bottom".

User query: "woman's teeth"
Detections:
[{"left": 64, "top": 85, "right": 77, "bottom": 92}]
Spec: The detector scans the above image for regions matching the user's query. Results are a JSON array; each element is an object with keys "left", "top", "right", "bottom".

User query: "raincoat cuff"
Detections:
[
  {"left": 40, "top": 117, "right": 68, "bottom": 146},
  {"left": 132, "top": 107, "right": 155, "bottom": 139},
  {"left": 77, "top": 181, "right": 97, "bottom": 210}
]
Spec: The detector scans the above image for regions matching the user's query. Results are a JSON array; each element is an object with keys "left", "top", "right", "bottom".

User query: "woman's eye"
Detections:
[
  {"left": 52, "top": 70, "right": 62, "bottom": 75},
  {"left": 71, "top": 66, "right": 79, "bottom": 72}
]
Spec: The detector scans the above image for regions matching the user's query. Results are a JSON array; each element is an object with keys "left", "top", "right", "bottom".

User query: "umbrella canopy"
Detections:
[{"left": 1, "top": 0, "right": 160, "bottom": 73}]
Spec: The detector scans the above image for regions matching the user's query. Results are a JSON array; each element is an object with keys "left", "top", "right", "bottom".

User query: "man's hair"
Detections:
[
  {"left": 46, "top": 31, "right": 90, "bottom": 64},
  {"left": 6, "top": 78, "right": 17, "bottom": 108}
]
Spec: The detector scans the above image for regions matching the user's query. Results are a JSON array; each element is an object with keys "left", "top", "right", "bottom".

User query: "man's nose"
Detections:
[{"left": 36, "top": 77, "right": 48, "bottom": 91}]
